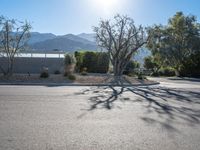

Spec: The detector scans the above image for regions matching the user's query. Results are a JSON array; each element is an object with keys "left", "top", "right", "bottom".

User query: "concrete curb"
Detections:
[
  {"left": 0, "top": 82, "right": 160, "bottom": 87},
  {"left": 148, "top": 77, "right": 200, "bottom": 82}
]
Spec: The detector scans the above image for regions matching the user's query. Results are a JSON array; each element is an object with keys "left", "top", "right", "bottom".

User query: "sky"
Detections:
[{"left": 0, "top": 0, "right": 200, "bottom": 35}]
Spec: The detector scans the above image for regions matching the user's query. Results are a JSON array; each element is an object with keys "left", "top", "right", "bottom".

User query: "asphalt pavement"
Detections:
[{"left": 0, "top": 78, "right": 200, "bottom": 150}]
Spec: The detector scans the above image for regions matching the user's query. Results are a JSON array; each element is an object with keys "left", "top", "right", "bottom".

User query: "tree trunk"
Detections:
[
  {"left": 175, "top": 65, "right": 181, "bottom": 77},
  {"left": 3, "top": 57, "right": 14, "bottom": 76},
  {"left": 175, "top": 70, "right": 180, "bottom": 77},
  {"left": 9, "top": 59, "right": 14, "bottom": 76},
  {"left": 113, "top": 61, "right": 123, "bottom": 77},
  {"left": 112, "top": 61, "right": 125, "bottom": 85},
  {"left": 6, "top": 58, "right": 14, "bottom": 76}
]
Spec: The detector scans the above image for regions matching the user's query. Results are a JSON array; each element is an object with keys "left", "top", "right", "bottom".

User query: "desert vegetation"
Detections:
[
  {"left": 94, "top": 14, "right": 147, "bottom": 78},
  {"left": 145, "top": 12, "right": 200, "bottom": 77},
  {"left": 0, "top": 16, "right": 31, "bottom": 76},
  {"left": 0, "top": 12, "right": 200, "bottom": 80}
]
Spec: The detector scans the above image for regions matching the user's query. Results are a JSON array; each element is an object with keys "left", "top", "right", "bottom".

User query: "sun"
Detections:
[
  {"left": 95, "top": 0, "right": 117, "bottom": 9},
  {"left": 87, "top": 0, "right": 120, "bottom": 15}
]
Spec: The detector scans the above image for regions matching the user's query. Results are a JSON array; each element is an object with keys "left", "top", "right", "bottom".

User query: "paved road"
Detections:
[{"left": 0, "top": 78, "right": 200, "bottom": 150}]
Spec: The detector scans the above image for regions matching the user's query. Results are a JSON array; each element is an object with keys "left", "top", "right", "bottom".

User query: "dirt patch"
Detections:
[
  {"left": 0, "top": 74, "right": 71, "bottom": 83},
  {"left": 0, "top": 73, "right": 158, "bottom": 85}
]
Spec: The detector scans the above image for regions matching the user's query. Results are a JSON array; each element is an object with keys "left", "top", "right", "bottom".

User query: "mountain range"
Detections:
[
  {"left": 29, "top": 32, "right": 96, "bottom": 52},
  {"left": 28, "top": 32, "right": 151, "bottom": 64}
]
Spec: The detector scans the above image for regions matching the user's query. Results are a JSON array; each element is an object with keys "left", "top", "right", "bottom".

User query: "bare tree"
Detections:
[
  {"left": 0, "top": 16, "right": 31, "bottom": 76},
  {"left": 94, "top": 14, "right": 148, "bottom": 78}
]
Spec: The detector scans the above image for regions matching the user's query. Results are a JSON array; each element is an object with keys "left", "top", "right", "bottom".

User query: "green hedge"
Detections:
[
  {"left": 180, "top": 53, "right": 200, "bottom": 77},
  {"left": 150, "top": 67, "right": 175, "bottom": 77},
  {"left": 158, "top": 67, "right": 176, "bottom": 77},
  {"left": 74, "top": 51, "right": 109, "bottom": 73}
]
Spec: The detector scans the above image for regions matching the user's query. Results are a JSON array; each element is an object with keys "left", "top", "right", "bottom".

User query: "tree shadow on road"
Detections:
[{"left": 76, "top": 80, "right": 200, "bottom": 131}]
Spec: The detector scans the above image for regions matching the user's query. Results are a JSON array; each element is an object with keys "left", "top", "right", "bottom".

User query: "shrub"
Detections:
[
  {"left": 158, "top": 67, "right": 175, "bottom": 76},
  {"left": 127, "top": 72, "right": 136, "bottom": 77},
  {"left": 68, "top": 74, "right": 76, "bottom": 81},
  {"left": 64, "top": 54, "right": 76, "bottom": 76},
  {"left": 124, "top": 60, "right": 140, "bottom": 75},
  {"left": 75, "top": 51, "right": 109, "bottom": 73},
  {"left": 137, "top": 74, "right": 143, "bottom": 80},
  {"left": 81, "top": 71, "right": 88, "bottom": 76},
  {"left": 137, "top": 72, "right": 146, "bottom": 80},
  {"left": 144, "top": 56, "right": 160, "bottom": 75},
  {"left": 81, "top": 67, "right": 87, "bottom": 72},
  {"left": 80, "top": 67, "right": 88, "bottom": 76},
  {"left": 64, "top": 54, "right": 76, "bottom": 65},
  {"left": 63, "top": 72, "right": 68, "bottom": 77},
  {"left": 151, "top": 72, "right": 159, "bottom": 77},
  {"left": 40, "top": 72, "right": 49, "bottom": 78},
  {"left": 180, "top": 52, "right": 200, "bottom": 77},
  {"left": 108, "top": 66, "right": 114, "bottom": 74},
  {"left": 54, "top": 70, "right": 61, "bottom": 74},
  {"left": 144, "top": 56, "right": 155, "bottom": 70},
  {"left": 40, "top": 67, "right": 49, "bottom": 78}
]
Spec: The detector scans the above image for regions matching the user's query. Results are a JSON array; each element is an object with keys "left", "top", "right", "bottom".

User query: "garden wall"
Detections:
[{"left": 0, "top": 57, "right": 64, "bottom": 74}]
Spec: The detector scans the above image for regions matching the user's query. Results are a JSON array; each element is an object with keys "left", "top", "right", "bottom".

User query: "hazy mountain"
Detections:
[
  {"left": 28, "top": 32, "right": 151, "bottom": 63},
  {"left": 28, "top": 32, "right": 97, "bottom": 51},
  {"left": 77, "top": 33, "right": 96, "bottom": 42},
  {"left": 134, "top": 48, "right": 152, "bottom": 65},
  {"left": 28, "top": 32, "right": 56, "bottom": 44},
  {"left": 30, "top": 35, "right": 97, "bottom": 51},
  {"left": 62, "top": 34, "right": 95, "bottom": 45}
]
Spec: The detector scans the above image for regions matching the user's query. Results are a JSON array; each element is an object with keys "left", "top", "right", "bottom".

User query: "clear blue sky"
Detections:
[{"left": 1, "top": 0, "right": 200, "bottom": 35}]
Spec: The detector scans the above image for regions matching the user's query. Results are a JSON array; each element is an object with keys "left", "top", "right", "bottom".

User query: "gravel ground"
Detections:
[{"left": 0, "top": 74, "right": 157, "bottom": 85}]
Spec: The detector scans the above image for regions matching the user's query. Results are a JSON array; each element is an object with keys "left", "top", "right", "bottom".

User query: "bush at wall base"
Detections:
[
  {"left": 40, "top": 72, "right": 49, "bottom": 78},
  {"left": 81, "top": 71, "right": 88, "bottom": 76},
  {"left": 40, "top": 67, "right": 49, "bottom": 78},
  {"left": 137, "top": 72, "right": 146, "bottom": 80},
  {"left": 54, "top": 70, "right": 61, "bottom": 74},
  {"left": 68, "top": 74, "right": 76, "bottom": 81}
]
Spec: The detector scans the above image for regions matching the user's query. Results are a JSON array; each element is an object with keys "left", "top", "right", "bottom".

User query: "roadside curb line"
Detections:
[{"left": 0, "top": 82, "right": 160, "bottom": 87}]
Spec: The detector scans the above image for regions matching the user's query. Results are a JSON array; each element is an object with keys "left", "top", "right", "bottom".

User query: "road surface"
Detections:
[{"left": 0, "top": 78, "right": 200, "bottom": 150}]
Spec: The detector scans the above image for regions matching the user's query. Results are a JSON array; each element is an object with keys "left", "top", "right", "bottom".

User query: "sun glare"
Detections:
[
  {"left": 95, "top": 0, "right": 117, "bottom": 8},
  {"left": 87, "top": 0, "right": 120, "bottom": 15}
]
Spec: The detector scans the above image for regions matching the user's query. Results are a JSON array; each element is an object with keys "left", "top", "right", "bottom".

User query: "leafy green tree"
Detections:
[
  {"left": 147, "top": 12, "right": 200, "bottom": 76},
  {"left": 181, "top": 52, "right": 200, "bottom": 77},
  {"left": 144, "top": 56, "right": 158, "bottom": 71}
]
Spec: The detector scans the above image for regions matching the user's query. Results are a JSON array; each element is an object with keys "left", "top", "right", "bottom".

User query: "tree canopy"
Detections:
[
  {"left": 147, "top": 12, "right": 200, "bottom": 76},
  {"left": 0, "top": 16, "right": 31, "bottom": 75},
  {"left": 94, "top": 14, "right": 148, "bottom": 77}
]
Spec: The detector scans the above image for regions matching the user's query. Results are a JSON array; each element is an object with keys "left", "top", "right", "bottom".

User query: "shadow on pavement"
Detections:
[{"left": 76, "top": 81, "right": 200, "bottom": 131}]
